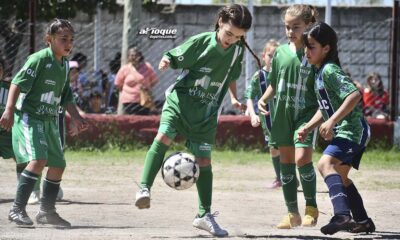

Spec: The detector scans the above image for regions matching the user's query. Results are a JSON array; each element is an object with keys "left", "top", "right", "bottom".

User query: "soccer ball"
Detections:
[{"left": 162, "top": 152, "right": 199, "bottom": 190}]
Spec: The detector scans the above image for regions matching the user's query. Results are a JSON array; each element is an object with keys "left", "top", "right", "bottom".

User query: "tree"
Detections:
[{"left": 0, "top": 0, "right": 121, "bottom": 77}]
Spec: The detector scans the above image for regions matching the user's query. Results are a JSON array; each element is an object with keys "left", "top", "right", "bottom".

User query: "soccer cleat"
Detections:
[
  {"left": 277, "top": 212, "right": 302, "bottom": 229},
  {"left": 193, "top": 212, "right": 228, "bottom": 237},
  {"left": 36, "top": 209, "right": 71, "bottom": 228},
  {"left": 28, "top": 190, "right": 40, "bottom": 205},
  {"left": 351, "top": 218, "right": 375, "bottom": 234},
  {"left": 267, "top": 179, "right": 282, "bottom": 189},
  {"left": 135, "top": 187, "right": 150, "bottom": 209},
  {"left": 302, "top": 206, "right": 319, "bottom": 227},
  {"left": 8, "top": 207, "right": 34, "bottom": 226},
  {"left": 321, "top": 214, "right": 356, "bottom": 235}
]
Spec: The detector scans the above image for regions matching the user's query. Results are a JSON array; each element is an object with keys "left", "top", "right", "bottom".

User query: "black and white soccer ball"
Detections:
[{"left": 162, "top": 152, "right": 199, "bottom": 190}]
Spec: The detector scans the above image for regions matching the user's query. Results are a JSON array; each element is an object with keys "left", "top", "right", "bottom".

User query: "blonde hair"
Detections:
[
  {"left": 282, "top": 4, "right": 318, "bottom": 24},
  {"left": 263, "top": 39, "right": 280, "bottom": 55}
]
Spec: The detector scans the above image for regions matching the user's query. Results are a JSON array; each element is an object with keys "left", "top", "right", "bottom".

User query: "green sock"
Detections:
[
  {"left": 14, "top": 170, "right": 39, "bottom": 209},
  {"left": 33, "top": 174, "right": 42, "bottom": 192},
  {"left": 281, "top": 163, "right": 298, "bottom": 213},
  {"left": 271, "top": 155, "right": 281, "bottom": 180},
  {"left": 298, "top": 162, "right": 317, "bottom": 208},
  {"left": 40, "top": 178, "right": 61, "bottom": 211},
  {"left": 140, "top": 140, "right": 169, "bottom": 189},
  {"left": 196, "top": 165, "right": 212, "bottom": 217}
]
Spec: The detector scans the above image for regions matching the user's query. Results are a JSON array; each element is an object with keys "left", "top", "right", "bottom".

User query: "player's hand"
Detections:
[
  {"left": 69, "top": 116, "right": 89, "bottom": 136},
  {"left": 0, "top": 109, "right": 14, "bottom": 132},
  {"left": 232, "top": 99, "right": 246, "bottom": 114},
  {"left": 297, "top": 126, "right": 310, "bottom": 143},
  {"left": 250, "top": 114, "right": 260, "bottom": 127},
  {"left": 320, "top": 120, "right": 335, "bottom": 141},
  {"left": 257, "top": 99, "right": 270, "bottom": 116},
  {"left": 158, "top": 57, "right": 170, "bottom": 71}
]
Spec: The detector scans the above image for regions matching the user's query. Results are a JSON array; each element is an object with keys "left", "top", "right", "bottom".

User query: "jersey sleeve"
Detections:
[
  {"left": 163, "top": 35, "right": 201, "bottom": 69},
  {"left": 229, "top": 46, "right": 244, "bottom": 82},
  {"left": 245, "top": 71, "right": 260, "bottom": 100},
  {"left": 11, "top": 55, "right": 43, "bottom": 93},
  {"left": 61, "top": 63, "right": 75, "bottom": 107},
  {"left": 323, "top": 64, "right": 357, "bottom": 101},
  {"left": 60, "top": 86, "right": 75, "bottom": 107},
  {"left": 267, "top": 50, "right": 279, "bottom": 90}
]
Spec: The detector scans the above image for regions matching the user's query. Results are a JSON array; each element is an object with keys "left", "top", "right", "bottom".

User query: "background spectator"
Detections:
[
  {"left": 115, "top": 47, "right": 158, "bottom": 115},
  {"left": 363, "top": 72, "right": 389, "bottom": 119}
]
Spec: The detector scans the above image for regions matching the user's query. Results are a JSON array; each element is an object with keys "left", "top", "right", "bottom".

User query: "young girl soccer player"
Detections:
[
  {"left": 245, "top": 39, "right": 282, "bottom": 189},
  {"left": 135, "top": 4, "right": 259, "bottom": 237},
  {"left": 298, "top": 22, "right": 375, "bottom": 235},
  {"left": 257, "top": 4, "right": 319, "bottom": 229},
  {"left": 0, "top": 19, "right": 87, "bottom": 227}
]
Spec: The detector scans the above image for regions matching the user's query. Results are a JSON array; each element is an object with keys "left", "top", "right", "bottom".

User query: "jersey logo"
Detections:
[
  {"left": 46, "top": 63, "right": 52, "bottom": 69},
  {"left": 44, "top": 79, "right": 56, "bottom": 86},
  {"left": 346, "top": 148, "right": 353, "bottom": 154},
  {"left": 199, "top": 67, "right": 212, "bottom": 73},
  {"left": 194, "top": 76, "right": 211, "bottom": 89},
  {"left": 25, "top": 68, "right": 36, "bottom": 78},
  {"left": 40, "top": 91, "right": 61, "bottom": 105},
  {"left": 318, "top": 99, "right": 330, "bottom": 110}
]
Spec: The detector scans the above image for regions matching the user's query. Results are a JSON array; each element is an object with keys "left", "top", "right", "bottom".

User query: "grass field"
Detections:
[{"left": 1, "top": 148, "right": 400, "bottom": 239}]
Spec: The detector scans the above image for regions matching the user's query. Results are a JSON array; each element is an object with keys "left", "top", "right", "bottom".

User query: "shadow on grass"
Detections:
[{"left": 0, "top": 199, "right": 13, "bottom": 204}]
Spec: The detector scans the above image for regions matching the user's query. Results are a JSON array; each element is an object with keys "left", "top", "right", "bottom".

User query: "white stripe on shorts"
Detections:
[{"left": 22, "top": 113, "right": 33, "bottom": 160}]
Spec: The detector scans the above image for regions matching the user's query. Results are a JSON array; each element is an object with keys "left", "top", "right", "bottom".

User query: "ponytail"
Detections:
[{"left": 241, "top": 36, "right": 262, "bottom": 70}]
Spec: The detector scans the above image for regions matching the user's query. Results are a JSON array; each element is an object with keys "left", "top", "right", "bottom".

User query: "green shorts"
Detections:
[
  {"left": 293, "top": 122, "right": 318, "bottom": 148},
  {"left": 0, "top": 129, "right": 14, "bottom": 159},
  {"left": 159, "top": 122, "right": 212, "bottom": 159},
  {"left": 270, "top": 120, "right": 317, "bottom": 148},
  {"left": 12, "top": 112, "right": 66, "bottom": 168}
]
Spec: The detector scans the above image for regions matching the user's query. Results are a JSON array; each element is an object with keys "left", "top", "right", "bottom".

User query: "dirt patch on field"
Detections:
[{"left": 1, "top": 157, "right": 399, "bottom": 240}]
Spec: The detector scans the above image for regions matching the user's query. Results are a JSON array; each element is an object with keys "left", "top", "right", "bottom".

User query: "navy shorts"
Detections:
[{"left": 323, "top": 137, "right": 365, "bottom": 170}]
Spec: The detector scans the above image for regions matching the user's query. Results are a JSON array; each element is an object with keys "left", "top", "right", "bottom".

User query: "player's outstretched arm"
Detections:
[
  {"left": 320, "top": 91, "right": 361, "bottom": 140},
  {"left": 0, "top": 84, "right": 20, "bottom": 131},
  {"left": 229, "top": 81, "right": 246, "bottom": 113},
  {"left": 257, "top": 85, "right": 275, "bottom": 115},
  {"left": 298, "top": 110, "right": 324, "bottom": 142},
  {"left": 65, "top": 103, "right": 89, "bottom": 136}
]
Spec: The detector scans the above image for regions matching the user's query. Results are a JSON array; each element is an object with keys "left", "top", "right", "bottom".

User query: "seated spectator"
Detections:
[
  {"left": 69, "top": 61, "right": 85, "bottom": 110},
  {"left": 86, "top": 91, "right": 106, "bottom": 114},
  {"left": 363, "top": 72, "right": 389, "bottom": 119}
]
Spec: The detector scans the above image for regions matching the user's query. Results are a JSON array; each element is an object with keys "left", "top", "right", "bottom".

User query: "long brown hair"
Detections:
[{"left": 214, "top": 4, "right": 261, "bottom": 69}]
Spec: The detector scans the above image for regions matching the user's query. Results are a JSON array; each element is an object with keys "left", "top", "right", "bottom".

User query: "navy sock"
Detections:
[
  {"left": 346, "top": 183, "right": 368, "bottom": 222},
  {"left": 324, "top": 174, "right": 350, "bottom": 216}
]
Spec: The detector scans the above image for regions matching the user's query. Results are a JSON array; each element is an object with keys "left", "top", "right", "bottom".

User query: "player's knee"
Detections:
[
  {"left": 196, "top": 157, "right": 211, "bottom": 167},
  {"left": 155, "top": 133, "right": 172, "bottom": 145}
]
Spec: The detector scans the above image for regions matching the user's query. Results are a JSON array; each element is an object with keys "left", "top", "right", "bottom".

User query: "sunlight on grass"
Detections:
[{"left": 65, "top": 148, "right": 400, "bottom": 169}]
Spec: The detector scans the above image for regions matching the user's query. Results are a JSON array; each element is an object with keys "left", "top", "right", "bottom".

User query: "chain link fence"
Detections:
[{"left": 0, "top": 6, "right": 398, "bottom": 115}]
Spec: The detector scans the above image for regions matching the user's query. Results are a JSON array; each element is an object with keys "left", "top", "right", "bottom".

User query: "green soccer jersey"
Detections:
[
  {"left": 161, "top": 31, "right": 244, "bottom": 143},
  {"left": 245, "top": 68, "right": 275, "bottom": 137},
  {"left": 268, "top": 44, "right": 318, "bottom": 146},
  {"left": 315, "top": 63, "right": 368, "bottom": 144},
  {"left": 12, "top": 47, "right": 74, "bottom": 120},
  {"left": 0, "top": 80, "right": 10, "bottom": 116}
]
